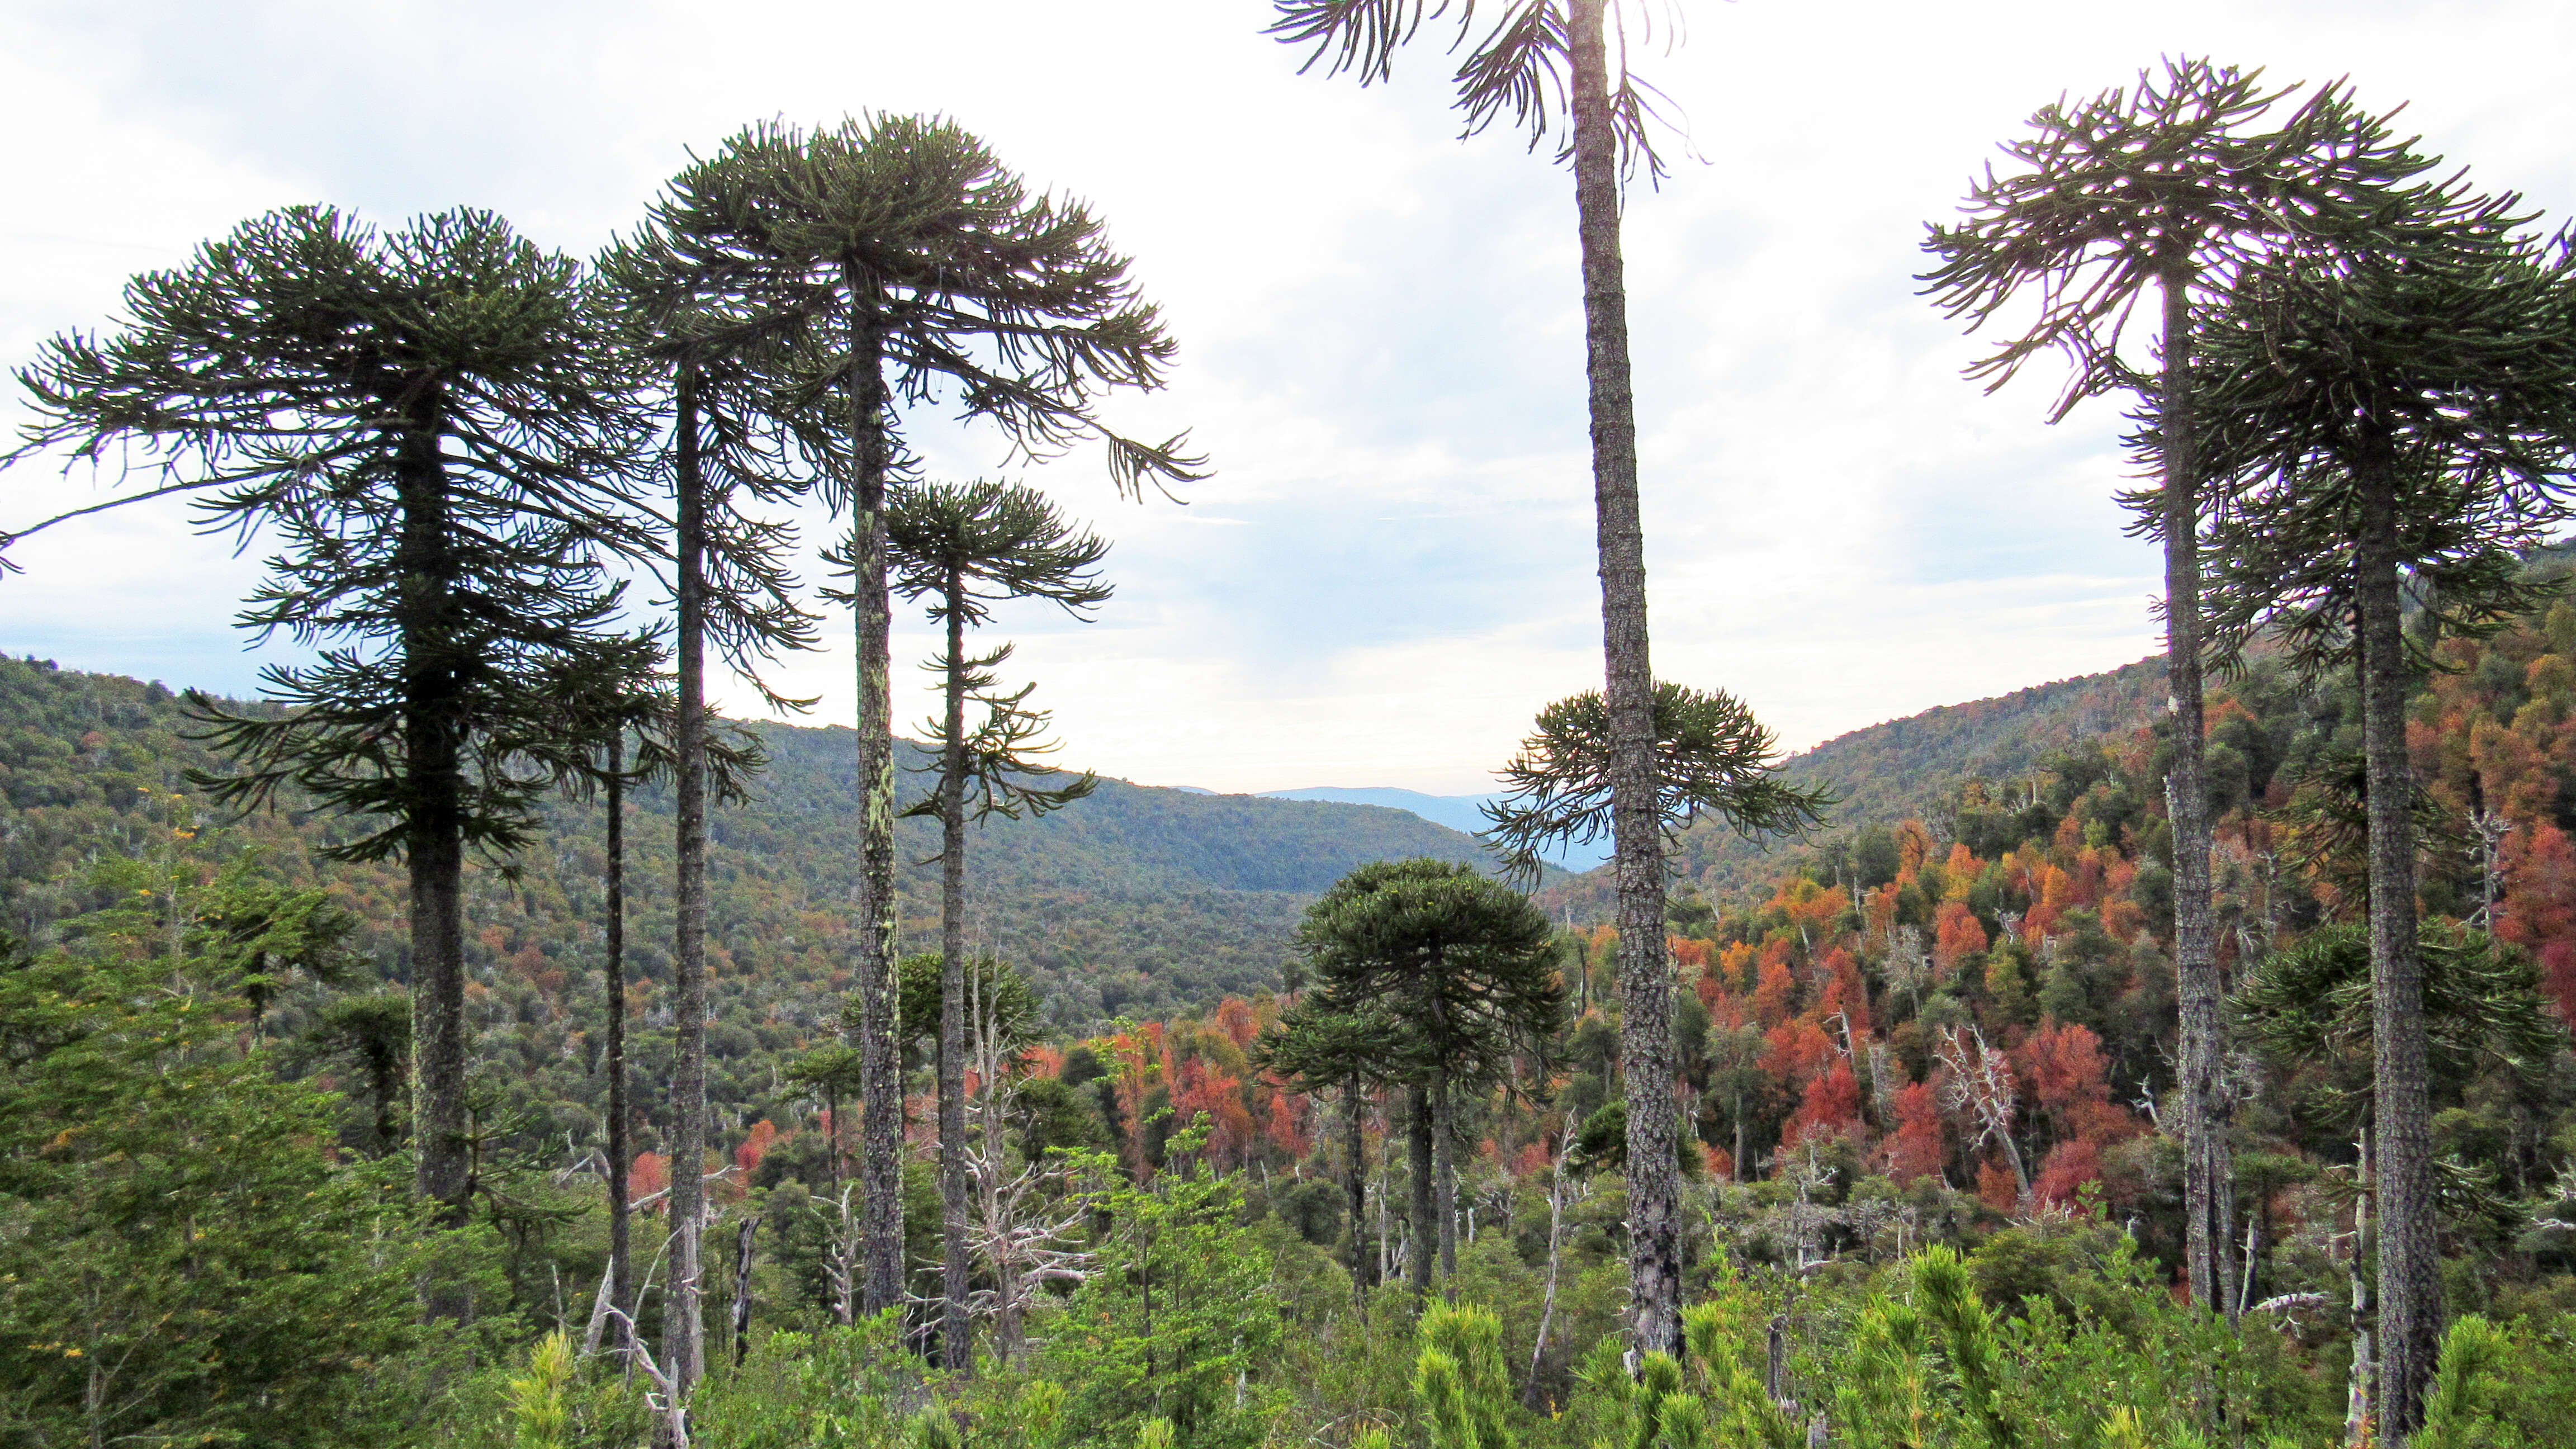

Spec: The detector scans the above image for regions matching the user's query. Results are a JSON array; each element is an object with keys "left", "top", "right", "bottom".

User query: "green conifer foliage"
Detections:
[
  {"left": 627, "top": 116, "right": 1199, "bottom": 1314},
  {"left": 4, "top": 207, "right": 648, "bottom": 1290},
  {"left": 1415, "top": 1302, "right": 1515, "bottom": 1449}
]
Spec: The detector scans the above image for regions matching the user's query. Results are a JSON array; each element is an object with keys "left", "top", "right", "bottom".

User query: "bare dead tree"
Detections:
[{"left": 1936, "top": 1024, "right": 2029, "bottom": 1201}]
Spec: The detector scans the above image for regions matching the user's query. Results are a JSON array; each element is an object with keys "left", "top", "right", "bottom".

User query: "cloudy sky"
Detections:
[{"left": 4, "top": 0, "right": 2572, "bottom": 795}]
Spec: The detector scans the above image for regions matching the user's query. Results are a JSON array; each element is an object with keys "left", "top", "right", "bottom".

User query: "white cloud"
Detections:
[{"left": 4, "top": 0, "right": 2570, "bottom": 798}]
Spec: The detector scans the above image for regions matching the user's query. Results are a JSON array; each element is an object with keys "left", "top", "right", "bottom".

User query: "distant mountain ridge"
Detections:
[
  {"left": 0, "top": 656, "right": 1508, "bottom": 1025},
  {"left": 1256, "top": 786, "right": 1615, "bottom": 872}
]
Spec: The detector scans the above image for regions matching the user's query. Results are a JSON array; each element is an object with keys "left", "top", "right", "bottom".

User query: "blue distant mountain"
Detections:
[{"left": 1257, "top": 787, "right": 1613, "bottom": 873}]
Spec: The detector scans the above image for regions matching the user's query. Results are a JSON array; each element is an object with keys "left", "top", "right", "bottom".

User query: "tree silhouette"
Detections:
[
  {"left": 890, "top": 477, "right": 1107, "bottom": 1369},
  {"left": 636, "top": 117, "right": 1200, "bottom": 1311},
  {"left": 1921, "top": 58, "right": 2438, "bottom": 1319},
  {"left": 4, "top": 207, "right": 648, "bottom": 1315},
  {"left": 1269, "top": 0, "right": 1690, "bottom": 1348}
]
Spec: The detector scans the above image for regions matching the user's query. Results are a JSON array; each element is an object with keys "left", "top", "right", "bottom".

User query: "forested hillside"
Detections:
[
  {"left": 0, "top": 652, "right": 1496, "bottom": 1031},
  {"left": 1542, "top": 655, "right": 2172, "bottom": 912}
]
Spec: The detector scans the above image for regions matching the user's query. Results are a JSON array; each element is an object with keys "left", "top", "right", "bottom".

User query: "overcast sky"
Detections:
[{"left": 4, "top": 0, "right": 2572, "bottom": 795}]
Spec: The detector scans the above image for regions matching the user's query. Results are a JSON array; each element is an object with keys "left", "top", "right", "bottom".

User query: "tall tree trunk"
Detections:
[
  {"left": 2355, "top": 447, "right": 2441, "bottom": 1445},
  {"left": 1567, "top": 0, "right": 1679, "bottom": 1358},
  {"left": 1344, "top": 1087, "right": 1370, "bottom": 1304},
  {"left": 666, "top": 375, "right": 711, "bottom": 1396},
  {"left": 1407, "top": 1083, "right": 1434, "bottom": 1303},
  {"left": 1432, "top": 1064, "right": 1457, "bottom": 1292},
  {"left": 2162, "top": 267, "right": 2238, "bottom": 1321},
  {"left": 937, "top": 576, "right": 973, "bottom": 1372},
  {"left": 399, "top": 390, "right": 472, "bottom": 1323},
  {"left": 605, "top": 735, "right": 634, "bottom": 1357},
  {"left": 847, "top": 275, "right": 906, "bottom": 1317}
]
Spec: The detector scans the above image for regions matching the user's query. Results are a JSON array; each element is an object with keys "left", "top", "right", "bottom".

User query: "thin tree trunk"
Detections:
[
  {"left": 605, "top": 735, "right": 634, "bottom": 1358},
  {"left": 2346, "top": 1128, "right": 2375, "bottom": 1447},
  {"left": 1524, "top": 1114, "right": 1578, "bottom": 1411},
  {"left": 2162, "top": 267, "right": 2238, "bottom": 1322},
  {"left": 937, "top": 576, "right": 974, "bottom": 1373},
  {"left": 847, "top": 275, "right": 906, "bottom": 1318},
  {"left": 977, "top": 981, "right": 1026, "bottom": 1365},
  {"left": 2356, "top": 449, "right": 2441, "bottom": 1445},
  {"left": 1432, "top": 1064, "right": 1457, "bottom": 1292},
  {"left": 828, "top": 1081, "right": 853, "bottom": 1327},
  {"left": 1344, "top": 1087, "right": 1370, "bottom": 1308},
  {"left": 665, "top": 374, "right": 710, "bottom": 1396},
  {"left": 1568, "top": 0, "right": 1679, "bottom": 1359},
  {"left": 1407, "top": 1083, "right": 1434, "bottom": 1303},
  {"left": 731, "top": 1214, "right": 757, "bottom": 1367},
  {"left": 399, "top": 390, "right": 472, "bottom": 1324}
]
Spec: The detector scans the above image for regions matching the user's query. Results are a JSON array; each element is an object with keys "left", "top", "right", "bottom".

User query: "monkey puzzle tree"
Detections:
[
  {"left": 1295, "top": 858, "right": 1562, "bottom": 1300},
  {"left": 3, "top": 207, "right": 647, "bottom": 1315},
  {"left": 1269, "top": 0, "right": 1688, "bottom": 1347},
  {"left": 2188, "top": 197, "right": 2576, "bottom": 1438},
  {"left": 889, "top": 476, "right": 1107, "bottom": 1370},
  {"left": 1485, "top": 678, "right": 1823, "bottom": 1321},
  {"left": 1254, "top": 1001, "right": 1409, "bottom": 1304},
  {"left": 636, "top": 116, "right": 1200, "bottom": 1312},
  {"left": 1920, "top": 58, "right": 2439, "bottom": 1318},
  {"left": 597, "top": 197, "right": 821, "bottom": 1396},
  {"left": 527, "top": 636, "right": 664, "bottom": 1360}
]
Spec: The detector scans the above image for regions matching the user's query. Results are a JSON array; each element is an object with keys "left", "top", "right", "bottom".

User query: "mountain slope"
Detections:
[
  {"left": 1540, "top": 655, "right": 2171, "bottom": 913},
  {"left": 0, "top": 657, "right": 1500, "bottom": 1024},
  {"left": 1258, "top": 785, "right": 1613, "bottom": 870}
]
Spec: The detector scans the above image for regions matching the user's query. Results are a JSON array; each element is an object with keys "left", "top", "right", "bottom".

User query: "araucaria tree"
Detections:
[
  {"left": 889, "top": 477, "right": 1108, "bottom": 1369},
  {"left": 1253, "top": 1003, "right": 1407, "bottom": 1305},
  {"left": 1485, "top": 679, "right": 1824, "bottom": 1309},
  {"left": 646, "top": 116, "right": 1200, "bottom": 1312},
  {"left": 598, "top": 193, "right": 821, "bottom": 1396},
  {"left": 2189, "top": 185, "right": 2576, "bottom": 1439},
  {"left": 4, "top": 207, "right": 646, "bottom": 1315},
  {"left": 1269, "top": 0, "right": 1692, "bottom": 1351},
  {"left": 1919, "top": 58, "right": 2438, "bottom": 1319},
  {"left": 1293, "top": 858, "right": 1563, "bottom": 1300}
]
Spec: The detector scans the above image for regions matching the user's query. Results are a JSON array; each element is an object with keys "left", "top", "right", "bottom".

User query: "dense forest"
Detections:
[
  {"left": 9, "top": 11, "right": 2576, "bottom": 1449},
  {"left": 10, "top": 579, "right": 2576, "bottom": 1445}
]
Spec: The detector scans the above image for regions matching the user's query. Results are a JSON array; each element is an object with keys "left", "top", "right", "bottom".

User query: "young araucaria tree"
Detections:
[
  {"left": 1919, "top": 59, "right": 2440, "bottom": 1318},
  {"left": 1268, "top": 0, "right": 1696, "bottom": 1349},
  {"left": 1484, "top": 679, "right": 1824, "bottom": 1320},
  {"left": 640, "top": 117, "right": 1200, "bottom": 1313},
  {"left": 1291, "top": 859, "right": 1564, "bottom": 1303},
  {"left": 889, "top": 477, "right": 1108, "bottom": 1369},
  {"left": 2189, "top": 179, "right": 2576, "bottom": 1439},
  {"left": 4, "top": 207, "right": 648, "bottom": 1319},
  {"left": 1253, "top": 1002, "right": 1407, "bottom": 1309}
]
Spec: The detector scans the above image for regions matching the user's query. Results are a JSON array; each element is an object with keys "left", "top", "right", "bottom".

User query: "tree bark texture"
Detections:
[
  {"left": 2355, "top": 448, "right": 2441, "bottom": 1444},
  {"left": 937, "top": 580, "right": 973, "bottom": 1372},
  {"left": 665, "top": 376, "right": 709, "bottom": 1395},
  {"left": 1344, "top": 1090, "right": 1371, "bottom": 1301},
  {"left": 2161, "top": 270, "right": 2238, "bottom": 1320},
  {"left": 846, "top": 276, "right": 906, "bottom": 1316},
  {"left": 1568, "top": 0, "right": 1679, "bottom": 1358},
  {"left": 1432, "top": 1064, "right": 1457, "bottom": 1291},
  {"left": 1407, "top": 1083, "right": 1434, "bottom": 1301},
  {"left": 397, "top": 389, "right": 471, "bottom": 1323},
  {"left": 605, "top": 735, "right": 634, "bottom": 1356},
  {"left": 731, "top": 1214, "right": 757, "bottom": 1368}
]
